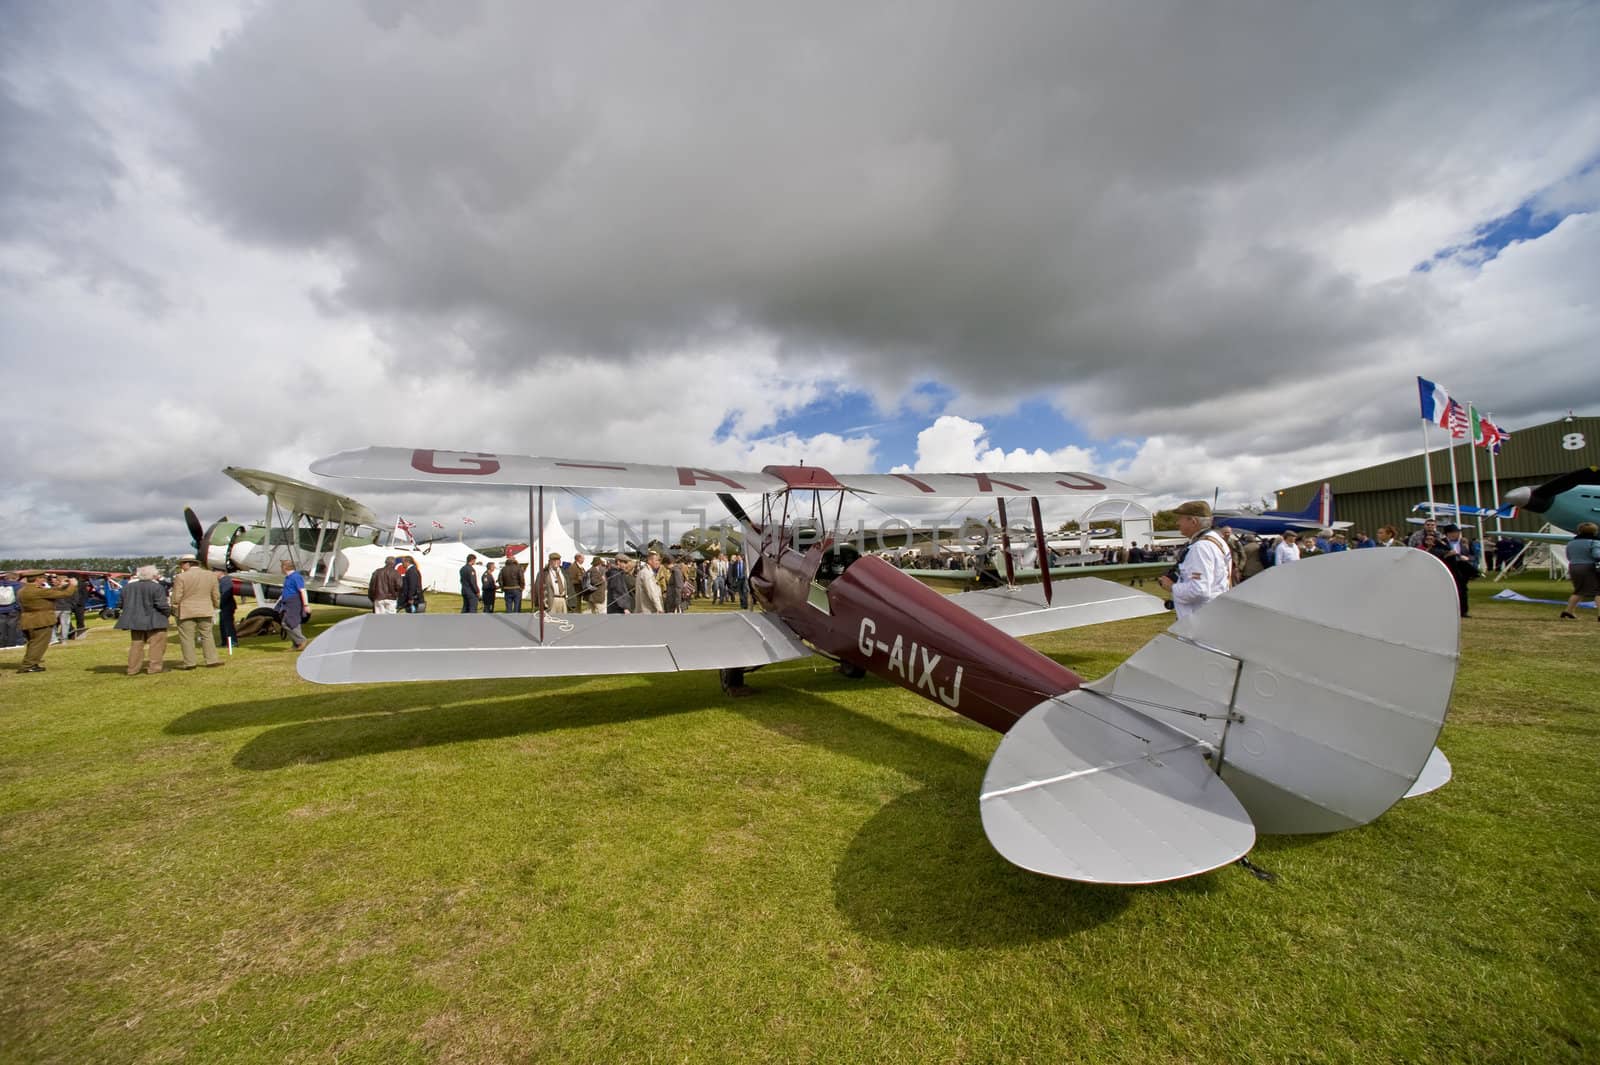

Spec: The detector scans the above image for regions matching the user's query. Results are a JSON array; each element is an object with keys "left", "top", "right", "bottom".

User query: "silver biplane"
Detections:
[{"left": 294, "top": 446, "right": 1459, "bottom": 885}]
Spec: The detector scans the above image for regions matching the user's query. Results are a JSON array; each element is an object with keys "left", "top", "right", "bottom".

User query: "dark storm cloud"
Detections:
[
  {"left": 165, "top": 2, "right": 1597, "bottom": 420},
  {"left": 0, "top": 5, "right": 175, "bottom": 310}
]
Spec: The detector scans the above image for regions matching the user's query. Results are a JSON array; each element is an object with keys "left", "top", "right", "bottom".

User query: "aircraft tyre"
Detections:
[{"left": 719, "top": 667, "right": 756, "bottom": 698}]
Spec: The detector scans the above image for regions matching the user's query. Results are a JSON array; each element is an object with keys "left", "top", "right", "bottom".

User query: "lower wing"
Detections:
[
  {"left": 297, "top": 611, "right": 812, "bottom": 684},
  {"left": 943, "top": 577, "right": 1167, "bottom": 637}
]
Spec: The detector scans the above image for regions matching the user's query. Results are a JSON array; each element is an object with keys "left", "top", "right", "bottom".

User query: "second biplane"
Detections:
[
  {"left": 185, "top": 466, "right": 488, "bottom": 605},
  {"left": 297, "top": 447, "right": 1460, "bottom": 886}
]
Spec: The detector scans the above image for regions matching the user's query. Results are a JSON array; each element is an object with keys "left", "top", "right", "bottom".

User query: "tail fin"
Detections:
[{"left": 980, "top": 549, "right": 1459, "bottom": 882}]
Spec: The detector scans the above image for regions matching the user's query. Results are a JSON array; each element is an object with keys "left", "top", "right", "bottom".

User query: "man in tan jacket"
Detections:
[
  {"left": 532, "top": 552, "right": 568, "bottom": 614},
  {"left": 170, "top": 555, "right": 222, "bottom": 668},
  {"left": 634, "top": 551, "right": 665, "bottom": 613}
]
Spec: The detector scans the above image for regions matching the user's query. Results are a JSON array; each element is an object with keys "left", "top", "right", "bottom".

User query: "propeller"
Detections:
[
  {"left": 184, "top": 507, "right": 205, "bottom": 553},
  {"left": 1510, "top": 466, "right": 1600, "bottom": 514},
  {"left": 183, "top": 507, "right": 240, "bottom": 570}
]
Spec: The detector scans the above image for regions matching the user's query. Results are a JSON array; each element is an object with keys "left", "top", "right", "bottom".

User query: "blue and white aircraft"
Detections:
[
  {"left": 1499, "top": 467, "right": 1600, "bottom": 542},
  {"left": 1215, "top": 483, "right": 1350, "bottom": 536}
]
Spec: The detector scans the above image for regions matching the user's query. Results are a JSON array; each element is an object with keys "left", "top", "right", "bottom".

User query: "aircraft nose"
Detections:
[{"left": 1502, "top": 486, "right": 1533, "bottom": 509}]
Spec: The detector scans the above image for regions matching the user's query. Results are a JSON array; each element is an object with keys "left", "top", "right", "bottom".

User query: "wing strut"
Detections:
[
  {"left": 1030, "top": 496, "right": 1053, "bottom": 605},
  {"left": 538, "top": 485, "right": 545, "bottom": 644},
  {"left": 996, "top": 498, "right": 1016, "bottom": 588}
]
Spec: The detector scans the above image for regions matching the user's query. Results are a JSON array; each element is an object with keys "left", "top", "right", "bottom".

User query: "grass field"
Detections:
[{"left": 2, "top": 576, "right": 1596, "bottom": 1063}]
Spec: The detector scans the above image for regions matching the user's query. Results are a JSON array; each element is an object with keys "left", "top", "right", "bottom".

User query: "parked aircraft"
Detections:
[
  {"left": 1408, "top": 501, "right": 1520, "bottom": 522},
  {"left": 185, "top": 467, "right": 487, "bottom": 605},
  {"left": 296, "top": 448, "right": 1459, "bottom": 886},
  {"left": 1214, "top": 483, "right": 1351, "bottom": 536},
  {"left": 1499, "top": 467, "right": 1600, "bottom": 542}
]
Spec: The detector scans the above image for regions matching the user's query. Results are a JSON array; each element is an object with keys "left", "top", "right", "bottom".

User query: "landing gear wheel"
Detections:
[
  {"left": 719, "top": 668, "right": 756, "bottom": 698},
  {"left": 834, "top": 661, "right": 866, "bottom": 679}
]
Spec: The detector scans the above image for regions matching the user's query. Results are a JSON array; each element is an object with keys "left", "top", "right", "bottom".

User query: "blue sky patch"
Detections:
[{"left": 1418, "top": 192, "right": 1572, "bottom": 272}]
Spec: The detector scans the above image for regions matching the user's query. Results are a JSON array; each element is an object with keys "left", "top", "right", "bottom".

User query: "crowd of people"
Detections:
[
  {"left": 2, "top": 555, "right": 232, "bottom": 675},
  {"left": 1147, "top": 510, "right": 1544, "bottom": 620},
  {"left": 440, "top": 548, "right": 752, "bottom": 616},
  {"left": 6, "top": 510, "right": 1592, "bottom": 676}
]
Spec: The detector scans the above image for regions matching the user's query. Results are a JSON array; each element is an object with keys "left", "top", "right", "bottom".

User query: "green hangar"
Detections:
[{"left": 1275, "top": 414, "right": 1600, "bottom": 537}]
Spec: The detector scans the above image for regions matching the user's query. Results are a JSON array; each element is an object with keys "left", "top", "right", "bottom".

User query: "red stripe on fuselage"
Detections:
[{"left": 782, "top": 554, "right": 1081, "bottom": 733}]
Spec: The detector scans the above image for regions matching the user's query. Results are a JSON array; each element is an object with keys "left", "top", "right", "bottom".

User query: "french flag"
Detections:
[{"left": 1417, "top": 377, "right": 1451, "bottom": 428}]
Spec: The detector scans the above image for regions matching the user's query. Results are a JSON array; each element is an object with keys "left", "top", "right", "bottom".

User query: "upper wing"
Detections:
[
  {"left": 834, "top": 471, "right": 1145, "bottom": 497},
  {"left": 311, "top": 447, "right": 790, "bottom": 493},
  {"left": 296, "top": 610, "right": 812, "bottom": 685},
  {"left": 225, "top": 467, "right": 380, "bottom": 527},
  {"left": 943, "top": 578, "right": 1167, "bottom": 638},
  {"left": 311, "top": 447, "right": 1143, "bottom": 499}
]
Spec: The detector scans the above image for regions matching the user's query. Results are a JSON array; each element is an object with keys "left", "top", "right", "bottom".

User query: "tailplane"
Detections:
[{"left": 980, "top": 549, "right": 1460, "bottom": 883}]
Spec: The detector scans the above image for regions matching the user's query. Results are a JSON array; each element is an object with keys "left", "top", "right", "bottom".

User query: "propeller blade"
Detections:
[{"left": 183, "top": 507, "right": 204, "bottom": 550}]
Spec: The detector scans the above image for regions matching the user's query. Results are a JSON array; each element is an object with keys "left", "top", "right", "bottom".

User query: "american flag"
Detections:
[{"left": 1445, "top": 399, "right": 1472, "bottom": 439}]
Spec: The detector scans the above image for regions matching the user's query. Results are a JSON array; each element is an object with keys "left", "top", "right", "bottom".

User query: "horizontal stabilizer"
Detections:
[
  {"left": 1090, "top": 549, "right": 1459, "bottom": 834},
  {"left": 980, "top": 689, "right": 1255, "bottom": 884},
  {"left": 1403, "top": 747, "right": 1452, "bottom": 798},
  {"left": 945, "top": 578, "right": 1167, "bottom": 638},
  {"left": 297, "top": 611, "right": 812, "bottom": 685}
]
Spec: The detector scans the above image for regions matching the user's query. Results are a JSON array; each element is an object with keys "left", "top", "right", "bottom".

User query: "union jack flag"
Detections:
[
  {"left": 1479, "top": 415, "right": 1510, "bottom": 453},
  {"left": 1445, "top": 399, "right": 1472, "bottom": 439},
  {"left": 462, "top": 516, "right": 477, "bottom": 525},
  {"left": 432, "top": 520, "right": 446, "bottom": 530},
  {"left": 396, "top": 517, "right": 416, "bottom": 536}
]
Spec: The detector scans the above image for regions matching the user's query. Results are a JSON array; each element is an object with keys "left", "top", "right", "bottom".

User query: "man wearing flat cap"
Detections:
[
  {"left": 171, "top": 554, "right": 222, "bottom": 668},
  {"left": 533, "top": 552, "right": 568, "bottom": 614},
  {"left": 1158, "top": 501, "right": 1233, "bottom": 619}
]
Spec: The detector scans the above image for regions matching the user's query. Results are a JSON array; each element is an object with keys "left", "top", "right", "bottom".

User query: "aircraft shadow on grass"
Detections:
[
  {"left": 173, "top": 662, "right": 1162, "bottom": 945},
  {"left": 171, "top": 672, "right": 648, "bottom": 763},
  {"left": 715, "top": 673, "right": 1158, "bottom": 947}
]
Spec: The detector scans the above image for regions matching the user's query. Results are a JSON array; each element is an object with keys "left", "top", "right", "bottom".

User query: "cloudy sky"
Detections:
[{"left": 2, "top": 0, "right": 1597, "bottom": 557}]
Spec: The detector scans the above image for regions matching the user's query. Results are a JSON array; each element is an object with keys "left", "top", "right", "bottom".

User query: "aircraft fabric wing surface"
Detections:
[
  {"left": 297, "top": 611, "right": 813, "bottom": 685},
  {"left": 224, "top": 467, "right": 380, "bottom": 527},
  {"left": 312, "top": 447, "right": 790, "bottom": 494},
  {"left": 1494, "top": 529, "right": 1575, "bottom": 544},
  {"left": 311, "top": 449, "right": 1143, "bottom": 500},
  {"left": 835, "top": 472, "right": 1145, "bottom": 497},
  {"left": 944, "top": 578, "right": 1167, "bottom": 637}
]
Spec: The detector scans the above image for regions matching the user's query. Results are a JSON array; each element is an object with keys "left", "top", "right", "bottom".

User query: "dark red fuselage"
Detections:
[{"left": 753, "top": 542, "right": 1082, "bottom": 733}]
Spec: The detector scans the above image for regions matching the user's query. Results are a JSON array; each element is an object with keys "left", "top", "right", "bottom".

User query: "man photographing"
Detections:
[{"left": 1157, "top": 500, "right": 1233, "bottom": 619}]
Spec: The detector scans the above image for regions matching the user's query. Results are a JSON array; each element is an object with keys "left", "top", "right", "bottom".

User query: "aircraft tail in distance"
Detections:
[{"left": 1286, "top": 482, "right": 1334, "bottom": 525}]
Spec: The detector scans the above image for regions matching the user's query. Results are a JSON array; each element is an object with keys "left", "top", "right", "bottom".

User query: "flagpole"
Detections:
[
  {"left": 1485, "top": 415, "right": 1505, "bottom": 572},
  {"left": 1487, "top": 426, "right": 1503, "bottom": 534},
  {"left": 538, "top": 485, "right": 546, "bottom": 645},
  {"left": 1446, "top": 427, "right": 1461, "bottom": 520},
  {"left": 1466, "top": 405, "right": 1485, "bottom": 561},
  {"left": 1421, "top": 418, "right": 1437, "bottom": 519}
]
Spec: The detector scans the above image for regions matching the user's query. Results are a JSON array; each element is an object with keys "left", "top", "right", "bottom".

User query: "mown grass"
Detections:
[{"left": 1, "top": 577, "right": 1595, "bottom": 1063}]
